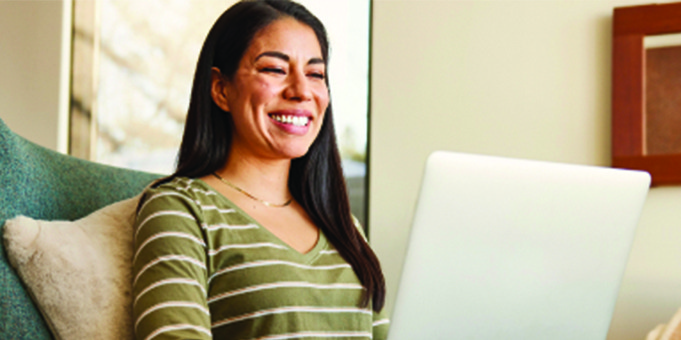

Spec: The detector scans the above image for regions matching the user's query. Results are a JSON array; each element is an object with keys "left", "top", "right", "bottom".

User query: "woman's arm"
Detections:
[
  {"left": 372, "top": 307, "right": 391, "bottom": 340},
  {"left": 352, "top": 215, "right": 391, "bottom": 339},
  {"left": 132, "top": 188, "right": 212, "bottom": 340}
]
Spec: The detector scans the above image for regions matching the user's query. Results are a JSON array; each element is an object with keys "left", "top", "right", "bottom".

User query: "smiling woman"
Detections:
[
  {"left": 209, "top": 18, "right": 329, "bottom": 162},
  {"left": 130, "top": 1, "right": 388, "bottom": 340},
  {"left": 70, "top": 0, "right": 371, "bottom": 227}
]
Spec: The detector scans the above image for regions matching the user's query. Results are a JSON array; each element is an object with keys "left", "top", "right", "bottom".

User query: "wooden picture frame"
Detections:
[{"left": 612, "top": 2, "right": 681, "bottom": 186}]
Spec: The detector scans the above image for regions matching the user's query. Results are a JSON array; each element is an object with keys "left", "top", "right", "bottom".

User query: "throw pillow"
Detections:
[
  {"left": 2, "top": 195, "right": 141, "bottom": 340},
  {"left": 647, "top": 308, "right": 681, "bottom": 340}
]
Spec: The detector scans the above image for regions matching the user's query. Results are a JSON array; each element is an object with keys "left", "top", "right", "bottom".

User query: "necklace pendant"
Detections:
[{"left": 212, "top": 173, "right": 293, "bottom": 208}]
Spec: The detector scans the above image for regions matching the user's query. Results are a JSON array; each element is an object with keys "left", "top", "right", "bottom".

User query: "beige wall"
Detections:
[
  {"left": 3, "top": 1, "right": 681, "bottom": 339},
  {"left": 369, "top": 1, "right": 681, "bottom": 340},
  {"left": 0, "top": 0, "right": 64, "bottom": 152}
]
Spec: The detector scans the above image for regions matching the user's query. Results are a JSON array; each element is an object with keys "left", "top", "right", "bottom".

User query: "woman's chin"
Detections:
[
  {"left": 267, "top": 138, "right": 317, "bottom": 160},
  {"left": 262, "top": 143, "right": 311, "bottom": 161},
  {"left": 281, "top": 147, "right": 312, "bottom": 160}
]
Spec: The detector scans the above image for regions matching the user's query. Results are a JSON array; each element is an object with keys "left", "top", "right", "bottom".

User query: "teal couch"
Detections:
[{"left": 0, "top": 118, "right": 160, "bottom": 339}]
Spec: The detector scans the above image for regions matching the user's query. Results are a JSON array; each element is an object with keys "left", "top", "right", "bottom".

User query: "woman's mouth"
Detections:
[
  {"left": 268, "top": 113, "right": 310, "bottom": 127},
  {"left": 268, "top": 112, "right": 312, "bottom": 136}
]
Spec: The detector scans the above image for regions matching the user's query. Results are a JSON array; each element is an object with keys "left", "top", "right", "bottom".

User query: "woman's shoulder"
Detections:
[
  {"left": 144, "top": 177, "right": 218, "bottom": 200},
  {"left": 138, "top": 177, "right": 248, "bottom": 221},
  {"left": 138, "top": 177, "right": 223, "bottom": 214}
]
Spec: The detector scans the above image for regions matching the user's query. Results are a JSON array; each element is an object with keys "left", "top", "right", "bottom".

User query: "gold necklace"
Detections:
[{"left": 212, "top": 172, "right": 293, "bottom": 208}]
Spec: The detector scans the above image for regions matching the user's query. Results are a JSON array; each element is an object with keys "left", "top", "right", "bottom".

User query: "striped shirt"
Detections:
[{"left": 132, "top": 177, "right": 389, "bottom": 340}]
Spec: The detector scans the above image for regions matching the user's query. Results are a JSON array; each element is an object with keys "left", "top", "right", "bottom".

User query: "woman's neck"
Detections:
[{"left": 216, "top": 153, "right": 292, "bottom": 205}]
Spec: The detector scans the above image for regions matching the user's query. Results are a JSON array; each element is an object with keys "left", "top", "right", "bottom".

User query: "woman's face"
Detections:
[{"left": 219, "top": 18, "right": 329, "bottom": 161}]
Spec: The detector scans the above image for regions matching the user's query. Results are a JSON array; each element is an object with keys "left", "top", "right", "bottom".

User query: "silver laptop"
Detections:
[{"left": 388, "top": 151, "right": 650, "bottom": 340}]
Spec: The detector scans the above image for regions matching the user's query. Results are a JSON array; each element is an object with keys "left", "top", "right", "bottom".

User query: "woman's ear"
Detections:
[{"left": 211, "top": 67, "right": 231, "bottom": 112}]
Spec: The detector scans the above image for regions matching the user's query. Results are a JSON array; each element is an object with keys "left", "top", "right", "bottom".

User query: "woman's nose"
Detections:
[{"left": 283, "top": 71, "right": 312, "bottom": 101}]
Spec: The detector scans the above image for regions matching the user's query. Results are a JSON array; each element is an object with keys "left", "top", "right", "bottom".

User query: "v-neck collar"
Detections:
[{"left": 194, "top": 178, "right": 327, "bottom": 264}]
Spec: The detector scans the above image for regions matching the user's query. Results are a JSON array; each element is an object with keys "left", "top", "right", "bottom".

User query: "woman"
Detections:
[{"left": 131, "top": 1, "right": 388, "bottom": 339}]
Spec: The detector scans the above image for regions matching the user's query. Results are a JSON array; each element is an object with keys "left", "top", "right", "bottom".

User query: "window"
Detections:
[{"left": 70, "top": 0, "right": 372, "bottom": 225}]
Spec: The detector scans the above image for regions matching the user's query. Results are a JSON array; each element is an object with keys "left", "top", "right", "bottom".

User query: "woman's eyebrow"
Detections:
[
  {"left": 255, "top": 51, "right": 289, "bottom": 62},
  {"left": 255, "top": 51, "right": 325, "bottom": 65},
  {"left": 308, "top": 57, "right": 324, "bottom": 65}
]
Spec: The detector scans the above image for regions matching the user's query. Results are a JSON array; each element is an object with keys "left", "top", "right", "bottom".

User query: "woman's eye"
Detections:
[
  {"left": 308, "top": 72, "right": 325, "bottom": 80},
  {"left": 261, "top": 67, "right": 285, "bottom": 75}
]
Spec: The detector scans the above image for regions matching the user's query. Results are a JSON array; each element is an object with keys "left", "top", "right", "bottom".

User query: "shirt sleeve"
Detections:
[
  {"left": 372, "top": 305, "right": 391, "bottom": 340},
  {"left": 132, "top": 187, "right": 212, "bottom": 340},
  {"left": 352, "top": 215, "right": 391, "bottom": 339}
]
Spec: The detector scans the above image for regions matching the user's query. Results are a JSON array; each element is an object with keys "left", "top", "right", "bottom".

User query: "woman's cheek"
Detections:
[
  {"left": 256, "top": 82, "right": 279, "bottom": 102},
  {"left": 316, "top": 89, "right": 330, "bottom": 111}
]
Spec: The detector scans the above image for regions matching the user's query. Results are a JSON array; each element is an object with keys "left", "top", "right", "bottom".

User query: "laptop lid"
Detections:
[{"left": 387, "top": 151, "right": 650, "bottom": 340}]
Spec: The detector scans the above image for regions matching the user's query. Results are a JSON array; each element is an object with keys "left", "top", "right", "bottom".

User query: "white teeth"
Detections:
[{"left": 271, "top": 115, "right": 309, "bottom": 127}]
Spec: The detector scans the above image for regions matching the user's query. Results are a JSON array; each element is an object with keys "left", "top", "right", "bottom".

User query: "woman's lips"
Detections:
[{"left": 268, "top": 110, "right": 312, "bottom": 135}]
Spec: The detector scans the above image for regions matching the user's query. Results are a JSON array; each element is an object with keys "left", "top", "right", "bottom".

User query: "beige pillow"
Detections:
[
  {"left": 2, "top": 195, "right": 141, "bottom": 340},
  {"left": 647, "top": 308, "right": 681, "bottom": 340}
]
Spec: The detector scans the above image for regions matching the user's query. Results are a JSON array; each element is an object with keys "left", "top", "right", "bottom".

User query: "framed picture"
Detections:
[{"left": 612, "top": 2, "right": 681, "bottom": 186}]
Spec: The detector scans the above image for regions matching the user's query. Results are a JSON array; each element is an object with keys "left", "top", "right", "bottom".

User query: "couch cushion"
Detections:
[
  {"left": 0, "top": 118, "right": 159, "bottom": 338},
  {"left": 3, "top": 196, "right": 140, "bottom": 340}
]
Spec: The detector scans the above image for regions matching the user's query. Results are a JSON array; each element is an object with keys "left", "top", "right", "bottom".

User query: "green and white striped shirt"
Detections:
[{"left": 132, "top": 177, "right": 389, "bottom": 340}]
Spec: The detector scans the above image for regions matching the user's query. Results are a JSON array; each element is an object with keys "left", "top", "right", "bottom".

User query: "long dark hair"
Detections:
[{"left": 164, "top": 0, "right": 385, "bottom": 311}]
